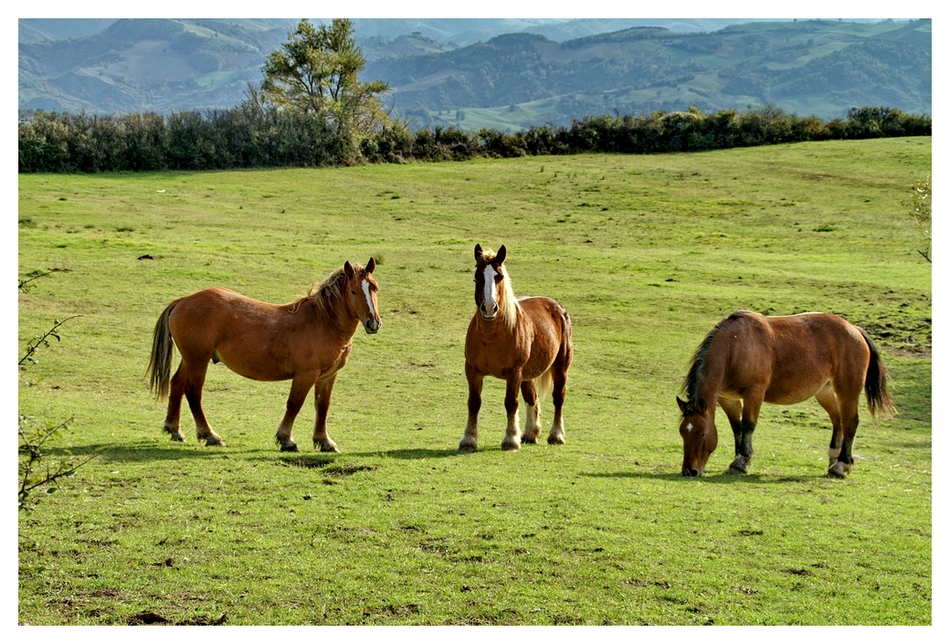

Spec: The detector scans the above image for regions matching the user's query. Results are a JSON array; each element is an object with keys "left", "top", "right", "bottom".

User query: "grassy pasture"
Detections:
[{"left": 17, "top": 138, "right": 931, "bottom": 625}]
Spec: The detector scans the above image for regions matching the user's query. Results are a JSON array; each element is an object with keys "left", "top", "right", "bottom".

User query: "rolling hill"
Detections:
[{"left": 18, "top": 18, "right": 931, "bottom": 131}]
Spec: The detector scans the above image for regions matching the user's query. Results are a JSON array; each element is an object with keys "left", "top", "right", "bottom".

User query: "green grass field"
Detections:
[{"left": 17, "top": 138, "right": 931, "bottom": 625}]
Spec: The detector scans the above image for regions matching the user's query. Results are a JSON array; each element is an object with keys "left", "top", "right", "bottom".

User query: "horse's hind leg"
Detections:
[
  {"left": 180, "top": 359, "right": 224, "bottom": 446},
  {"left": 521, "top": 380, "right": 541, "bottom": 444},
  {"left": 815, "top": 383, "right": 844, "bottom": 468},
  {"left": 547, "top": 366, "right": 567, "bottom": 445},
  {"left": 826, "top": 385, "right": 861, "bottom": 479},
  {"left": 163, "top": 365, "right": 188, "bottom": 442}
]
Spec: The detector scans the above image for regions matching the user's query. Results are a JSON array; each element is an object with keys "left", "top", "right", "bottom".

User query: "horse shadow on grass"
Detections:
[
  {"left": 581, "top": 470, "right": 827, "bottom": 485},
  {"left": 49, "top": 442, "right": 464, "bottom": 465},
  {"left": 38, "top": 441, "right": 244, "bottom": 464}
]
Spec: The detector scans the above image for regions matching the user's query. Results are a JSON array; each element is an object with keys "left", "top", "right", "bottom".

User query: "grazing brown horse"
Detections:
[
  {"left": 146, "top": 259, "right": 380, "bottom": 452},
  {"left": 677, "top": 310, "right": 894, "bottom": 478},
  {"left": 458, "top": 244, "right": 574, "bottom": 452}
]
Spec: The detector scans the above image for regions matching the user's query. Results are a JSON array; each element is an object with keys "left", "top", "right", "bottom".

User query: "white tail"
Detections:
[{"left": 536, "top": 367, "right": 554, "bottom": 403}]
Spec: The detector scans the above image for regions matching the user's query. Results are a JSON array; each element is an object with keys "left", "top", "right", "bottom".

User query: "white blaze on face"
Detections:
[
  {"left": 361, "top": 280, "right": 376, "bottom": 319},
  {"left": 686, "top": 423, "right": 694, "bottom": 434},
  {"left": 483, "top": 264, "right": 498, "bottom": 309}
]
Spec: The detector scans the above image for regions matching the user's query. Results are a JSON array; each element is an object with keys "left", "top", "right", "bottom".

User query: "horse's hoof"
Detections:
[
  {"left": 204, "top": 435, "right": 225, "bottom": 447},
  {"left": 828, "top": 461, "right": 851, "bottom": 478},
  {"left": 317, "top": 442, "right": 340, "bottom": 453},
  {"left": 547, "top": 434, "right": 565, "bottom": 445},
  {"left": 279, "top": 442, "right": 299, "bottom": 452},
  {"left": 168, "top": 433, "right": 185, "bottom": 442},
  {"left": 501, "top": 439, "right": 521, "bottom": 451},
  {"left": 726, "top": 455, "right": 750, "bottom": 474},
  {"left": 522, "top": 435, "right": 538, "bottom": 444},
  {"left": 457, "top": 436, "right": 478, "bottom": 452}
]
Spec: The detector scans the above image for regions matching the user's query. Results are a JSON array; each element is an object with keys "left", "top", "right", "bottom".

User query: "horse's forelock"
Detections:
[{"left": 475, "top": 248, "right": 500, "bottom": 266}]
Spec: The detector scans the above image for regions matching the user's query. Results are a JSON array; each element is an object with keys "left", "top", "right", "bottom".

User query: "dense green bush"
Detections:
[{"left": 18, "top": 104, "right": 931, "bottom": 173}]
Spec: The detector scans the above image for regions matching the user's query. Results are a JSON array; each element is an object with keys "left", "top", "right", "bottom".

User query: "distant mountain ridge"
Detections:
[{"left": 18, "top": 18, "right": 931, "bottom": 132}]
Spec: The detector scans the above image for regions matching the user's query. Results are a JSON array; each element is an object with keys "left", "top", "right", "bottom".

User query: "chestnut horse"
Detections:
[
  {"left": 146, "top": 259, "right": 380, "bottom": 452},
  {"left": 677, "top": 310, "right": 894, "bottom": 478},
  {"left": 458, "top": 244, "right": 574, "bottom": 452}
]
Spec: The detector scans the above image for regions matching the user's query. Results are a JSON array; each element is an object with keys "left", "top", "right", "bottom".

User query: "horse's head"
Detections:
[
  {"left": 473, "top": 243, "right": 508, "bottom": 321},
  {"left": 677, "top": 396, "right": 718, "bottom": 477},
  {"left": 343, "top": 257, "right": 380, "bottom": 334}
]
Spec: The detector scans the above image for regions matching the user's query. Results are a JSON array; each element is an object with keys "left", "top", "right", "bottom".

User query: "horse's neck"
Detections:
[
  {"left": 694, "top": 356, "right": 725, "bottom": 407},
  {"left": 308, "top": 294, "right": 359, "bottom": 337}
]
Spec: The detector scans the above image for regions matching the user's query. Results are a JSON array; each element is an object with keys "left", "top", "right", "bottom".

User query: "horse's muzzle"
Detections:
[
  {"left": 364, "top": 319, "right": 381, "bottom": 334},
  {"left": 682, "top": 467, "right": 702, "bottom": 477},
  {"left": 479, "top": 302, "right": 498, "bottom": 320}
]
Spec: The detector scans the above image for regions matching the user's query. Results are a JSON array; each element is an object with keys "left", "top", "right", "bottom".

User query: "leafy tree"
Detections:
[
  {"left": 261, "top": 19, "right": 391, "bottom": 156},
  {"left": 904, "top": 175, "right": 932, "bottom": 262}
]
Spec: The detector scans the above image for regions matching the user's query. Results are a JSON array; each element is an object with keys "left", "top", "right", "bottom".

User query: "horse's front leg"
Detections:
[
  {"left": 275, "top": 374, "right": 315, "bottom": 452},
  {"left": 501, "top": 371, "right": 523, "bottom": 451},
  {"left": 727, "top": 397, "right": 761, "bottom": 474},
  {"left": 458, "top": 363, "right": 483, "bottom": 452},
  {"left": 719, "top": 398, "right": 747, "bottom": 474},
  {"left": 312, "top": 373, "right": 340, "bottom": 453}
]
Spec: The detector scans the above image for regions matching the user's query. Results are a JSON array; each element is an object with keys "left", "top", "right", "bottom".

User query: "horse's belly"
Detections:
[
  {"left": 221, "top": 354, "right": 295, "bottom": 382},
  {"left": 762, "top": 377, "right": 831, "bottom": 405}
]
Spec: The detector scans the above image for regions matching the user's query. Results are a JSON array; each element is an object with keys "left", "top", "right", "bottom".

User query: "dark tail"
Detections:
[
  {"left": 146, "top": 300, "right": 178, "bottom": 400},
  {"left": 860, "top": 328, "right": 896, "bottom": 421}
]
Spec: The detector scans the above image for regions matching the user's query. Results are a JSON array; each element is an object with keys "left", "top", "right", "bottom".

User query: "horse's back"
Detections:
[
  {"left": 168, "top": 288, "right": 287, "bottom": 360},
  {"left": 722, "top": 311, "right": 870, "bottom": 403}
]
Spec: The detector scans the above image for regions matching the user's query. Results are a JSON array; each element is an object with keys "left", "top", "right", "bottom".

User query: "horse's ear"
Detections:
[
  {"left": 696, "top": 398, "right": 707, "bottom": 415},
  {"left": 366, "top": 257, "right": 376, "bottom": 274},
  {"left": 344, "top": 261, "right": 355, "bottom": 278},
  {"left": 676, "top": 397, "right": 688, "bottom": 414},
  {"left": 496, "top": 245, "right": 507, "bottom": 264},
  {"left": 474, "top": 244, "right": 483, "bottom": 261}
]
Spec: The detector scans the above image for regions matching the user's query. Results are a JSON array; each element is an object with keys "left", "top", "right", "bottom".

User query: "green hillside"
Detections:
[
  {"left": 18, "top": 19, "right": 931, "bottom": 132},
  {"left": 376, "top": 20, "right": 931, "bottom": 131}
]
